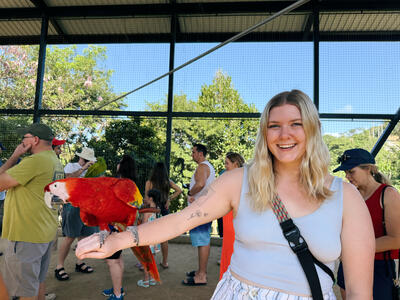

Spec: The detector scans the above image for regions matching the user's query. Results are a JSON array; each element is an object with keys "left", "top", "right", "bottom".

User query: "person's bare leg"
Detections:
[
  {"left": 56, "top": 236, "right": 75, "bottom": 269},
  {"left": 106, "top": 258, "right": 124, "bottom": 296},
  {"left": 37, "top": 282, "right": 45, "bottom": 300},
  {"left": 161, "top": 241, "right": 168, "bottom": 267},
  {"left": 0, "top": 273, "right": 9, "bottom": 300},
  {"left": 194, "top": 245, "right": 209, "bottom": 283}
]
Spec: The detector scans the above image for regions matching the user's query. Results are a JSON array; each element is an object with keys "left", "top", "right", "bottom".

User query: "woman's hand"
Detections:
[{"left": 76, "top": 231, "right": 122, "bottom": 260}]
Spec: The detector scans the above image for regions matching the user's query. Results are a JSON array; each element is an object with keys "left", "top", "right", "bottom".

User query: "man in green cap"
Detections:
[{"left": 0, "top": 123, "right": 64, "bottom": 300}]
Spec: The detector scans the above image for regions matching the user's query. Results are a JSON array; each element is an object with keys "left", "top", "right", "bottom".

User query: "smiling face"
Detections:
[{"left": 266, "top": 104, "right": 306, "bottom": 167}]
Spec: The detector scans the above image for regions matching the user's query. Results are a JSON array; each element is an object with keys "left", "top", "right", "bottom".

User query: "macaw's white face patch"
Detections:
[{"left": 44, "top": 181, "right": 70, "bottom": 208}]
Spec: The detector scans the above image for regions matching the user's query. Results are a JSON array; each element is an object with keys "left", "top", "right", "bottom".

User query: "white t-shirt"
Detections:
[{"left": 64, "top": 162, "right": 87, "bottom": 178}]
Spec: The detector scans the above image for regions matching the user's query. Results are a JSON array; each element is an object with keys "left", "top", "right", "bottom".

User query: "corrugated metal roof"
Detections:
[
  {"left": 180, "top": 14, "right": 306, "bottom": 33},
  {"left": 1, "top": 0, "right": 34, "bottom": 8},
  {"left": 60, "top": 17, "right": 171, "bottom": 34},
  {"left": 45, "top": 0, "right": 167, "bottom": 6},
  {"left": 320, "top": 12, "right": 400, "bottom": 32},
  {"left": 0, "top": 0, "right": 399, "bottom": 44}
]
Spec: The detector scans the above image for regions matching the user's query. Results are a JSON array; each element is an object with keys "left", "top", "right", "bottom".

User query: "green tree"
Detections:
[
  {"left": 146, "top": 70, "right": 259, "bottom": 193},
  {"left": 0, "top": 45, "right": 124, "bottom": 145},
  {"left": 324, "top": 124, "right": 400, "bottom": 189},
  {"left": 88, "top": 118, "right": 164, "bottom": 193}
]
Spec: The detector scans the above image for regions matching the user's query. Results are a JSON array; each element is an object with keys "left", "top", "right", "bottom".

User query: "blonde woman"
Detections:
[
  {"left": 77, "top": 90, "right": 374, "bottom": 300},
  {"left": 334, "top": 148, "right": 400, "bottom": 299}
]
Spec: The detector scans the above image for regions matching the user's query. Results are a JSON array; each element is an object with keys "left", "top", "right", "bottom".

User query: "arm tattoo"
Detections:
[
  {"left": 187, "top": 209, "right": 209, "bottom": 220},
  {"left": 127, "top": 225, "right": 139, "bottom": 246},
  {"left": 187, "top": 210, "right": 202, "bottom": 220}
]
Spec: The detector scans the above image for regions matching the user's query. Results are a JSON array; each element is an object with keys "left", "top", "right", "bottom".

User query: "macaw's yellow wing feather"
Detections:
[{"left": 111, "top": 179, "right": 143, "bottom": 208}]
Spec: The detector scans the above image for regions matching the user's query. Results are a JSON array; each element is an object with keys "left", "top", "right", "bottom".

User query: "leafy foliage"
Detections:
[
  {"left": 88, "top": 118, "right": 164, "bottom": 194},
  {"left": 325, "top": 123, "right": 400, "bottom": 189},
  {"left": 0, "top": 45, "right": 125, "bottom": 145},
  {"left": 145, "top": 70, "right": 260, "bottom": 211}
]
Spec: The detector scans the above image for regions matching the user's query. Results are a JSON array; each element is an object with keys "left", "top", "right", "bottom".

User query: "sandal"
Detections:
[
  {"left": 137, "top": 279, "right": 150, "bottom": 288},
  {"left": 182, "top": 276, "right": 207, "bottom": 286},
  {"left": 149, "top": 278, "right": 157, "bottom": 286},
  {"left": 160, "top": 262, "right": 169, "bottom": 269},
  {"left": 75, "top": 263, "right": 94, "bottom": 273},
  {"left": 55, "top": 267, "right": 69, "bottom": 281},
  {"left": 186, "top": 270, "right": 196, "bottom": 277}
]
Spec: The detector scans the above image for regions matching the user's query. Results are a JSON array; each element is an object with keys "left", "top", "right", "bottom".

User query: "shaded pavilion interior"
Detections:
[{"left": 0, "top": 0, "right": 399, "bottom": 165}]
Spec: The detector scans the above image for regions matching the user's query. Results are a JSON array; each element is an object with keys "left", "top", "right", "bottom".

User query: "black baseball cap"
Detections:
[
  {"left": 16, "top": 123, "right": 54, "bottom": 141},
  {"left": 333, "top": 148, "right": 375, "bottom": 172},
  {"left": 0, "top": 142, "right": 5, "bottom": 150}
]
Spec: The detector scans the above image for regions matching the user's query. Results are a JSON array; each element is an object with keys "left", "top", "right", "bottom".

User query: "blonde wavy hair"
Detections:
[
  {"left": 247, "top": 90, "right": 332, "bottom": 212},
  {"left": 358, "top": 164, "right": 392, "bottom": 185}
]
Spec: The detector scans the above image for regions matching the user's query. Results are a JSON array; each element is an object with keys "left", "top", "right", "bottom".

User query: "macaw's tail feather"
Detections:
[{"left": 131, "top": 246, "right": 160, "bottom": 282}]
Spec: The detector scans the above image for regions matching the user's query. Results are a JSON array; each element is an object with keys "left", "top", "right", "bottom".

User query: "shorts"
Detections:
[
  {"left": 189, "top": 222, "right": 211, "bottom": 247},
  {"left": 62, "top": 204, "right": 99, "bottom": 238},
  {"left": 2, "top": 240, "right": 53, "bottom": 297},
  {"left": 212, "top": 268, "right": 336, "bottom": 300},
  {"left": 106, "top": 250, "right": 123, "bottom": 260},
  {"left": 160, "top": 206, "right": 169, "bottom": 216},
  {"left": 337, "top": 260, "right": 394, "bottom": 300}
]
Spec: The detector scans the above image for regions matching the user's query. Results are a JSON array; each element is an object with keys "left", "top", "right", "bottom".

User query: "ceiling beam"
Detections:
[
  {"left": 29, "top": 0, "right": 68, "bottom": 42},
  {"left": 302, "top": 13, "right": 313, "bottom": 41},
  {"left": 2, "top": 31, "right": 400, "bottom": 45},
  {"left": 1, "top": 1, "right": 399, "bottom": 20}
]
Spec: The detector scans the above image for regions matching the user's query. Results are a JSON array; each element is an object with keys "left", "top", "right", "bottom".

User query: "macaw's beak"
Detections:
[{"left": 44, "top": 191, "right": 54, "bottom": 209}]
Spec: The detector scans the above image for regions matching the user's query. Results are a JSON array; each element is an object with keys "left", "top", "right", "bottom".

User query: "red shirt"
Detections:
[{"left": 365, "top": 184, "right": 399, "bottom": 260}]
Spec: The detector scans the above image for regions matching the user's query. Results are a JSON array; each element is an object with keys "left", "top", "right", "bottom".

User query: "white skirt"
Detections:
[{"left": 211, "top": 269, "right": 336, "bottom": 300}]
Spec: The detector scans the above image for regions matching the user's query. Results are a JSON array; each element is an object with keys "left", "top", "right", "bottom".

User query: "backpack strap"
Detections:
[{"left": 271, "top": 195, "right": 335, "bottom": 300}]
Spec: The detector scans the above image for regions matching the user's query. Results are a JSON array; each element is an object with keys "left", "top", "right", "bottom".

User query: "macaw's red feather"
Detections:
[
  {"left": 56, "top": 177, "right": 141, "bottom": 231},
  {"left": 45, "top": 177, "right": 160, "bottom": 281},
  {"left": 131, "top": 246, "right": 160, "bottom": 282}
]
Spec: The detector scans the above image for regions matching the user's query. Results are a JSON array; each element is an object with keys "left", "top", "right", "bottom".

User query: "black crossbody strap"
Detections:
[
  {"left": 272, "top": 195, "right": 334, "bottom": 300},
  {"left": 313, "top": 257, "right": 335, "bottom": 283}
]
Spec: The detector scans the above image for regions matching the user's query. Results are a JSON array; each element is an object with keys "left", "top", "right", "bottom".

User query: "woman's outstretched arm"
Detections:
[{"left": 76, "top": 168, "right": 243, "bottom": 260}]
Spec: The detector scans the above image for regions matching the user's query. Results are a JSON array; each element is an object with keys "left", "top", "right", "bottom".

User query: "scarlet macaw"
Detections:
[{"left": 44, "top": 177, "right": 160, "bottom": 282}]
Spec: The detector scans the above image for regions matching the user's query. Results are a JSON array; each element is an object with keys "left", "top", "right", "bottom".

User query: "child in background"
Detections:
[{"left": 137, "top": 189, "right": 162, "bottom": 288}]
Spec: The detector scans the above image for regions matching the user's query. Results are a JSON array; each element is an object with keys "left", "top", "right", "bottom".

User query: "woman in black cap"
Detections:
[{"left": 334, "top": 148, "right": 400, "bottom": 300}]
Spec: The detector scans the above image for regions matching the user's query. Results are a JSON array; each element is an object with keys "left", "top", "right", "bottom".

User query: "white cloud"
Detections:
[{"left": 335, "top": 104, "right": 353, "bottom": 113}]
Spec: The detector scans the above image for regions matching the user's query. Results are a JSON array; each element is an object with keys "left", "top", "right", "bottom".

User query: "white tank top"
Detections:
[
  {"left": 230, "top": 166, "right": 343, "bottom": 296},
  {"left": 189, "top": 160, "right": 215, "bottom": 203}
]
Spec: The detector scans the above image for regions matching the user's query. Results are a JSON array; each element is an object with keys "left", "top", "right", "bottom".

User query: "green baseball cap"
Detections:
[{"left": 17, "top": 123, "right": 54, "bottom": 141}]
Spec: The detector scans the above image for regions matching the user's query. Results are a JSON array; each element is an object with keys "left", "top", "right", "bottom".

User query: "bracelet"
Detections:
[{"left": 126, "top": 225, "right": 139, "bottom": 246}]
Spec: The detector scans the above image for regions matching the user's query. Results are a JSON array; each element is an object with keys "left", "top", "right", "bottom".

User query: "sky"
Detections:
[{"left": 68, "top": 41, "right": 400, "bottom": 135}]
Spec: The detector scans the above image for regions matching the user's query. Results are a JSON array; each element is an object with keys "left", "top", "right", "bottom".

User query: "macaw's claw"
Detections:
[{"left": 99, "top": 230, "right": 110, "bottom": 248}]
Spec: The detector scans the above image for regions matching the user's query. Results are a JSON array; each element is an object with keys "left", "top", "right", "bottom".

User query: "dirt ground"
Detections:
[
  {"left": 1, "top": 235, "right": 341, "bottom": 300},
  {"left": 1, "top": 235, "right": 222, "bottom": 300}
]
